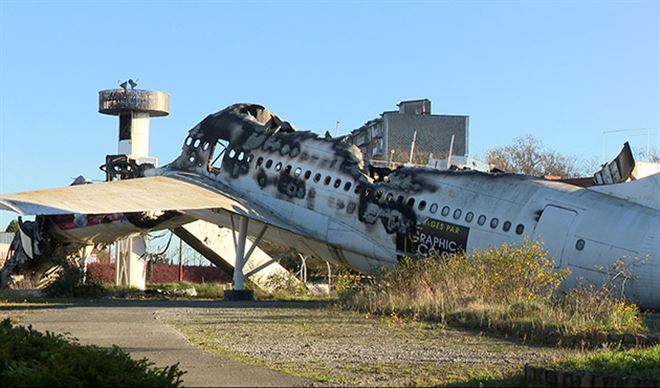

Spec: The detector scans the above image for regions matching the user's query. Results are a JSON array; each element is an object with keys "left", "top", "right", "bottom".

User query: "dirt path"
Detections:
[
  {"left": 14, "top": 300, "right": 311, "bottom": 387},
  {"left": 160, "top": 303, "right": 573, "bottom": 386}
]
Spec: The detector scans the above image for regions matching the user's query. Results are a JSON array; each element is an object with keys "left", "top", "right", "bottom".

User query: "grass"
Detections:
[
  {"left": 554, "top": 345, "right": 660, "bottom": 379},
  {"left": 340, "top": 241, "right": 648, "bottom": 347}
]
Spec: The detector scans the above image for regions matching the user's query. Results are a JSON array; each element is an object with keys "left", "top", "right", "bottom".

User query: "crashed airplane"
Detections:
[{"left": 1, "top": 104, "right": 658, "bottom": 307}]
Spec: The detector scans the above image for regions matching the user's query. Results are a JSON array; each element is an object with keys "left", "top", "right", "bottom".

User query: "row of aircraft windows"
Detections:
[
  {"left": 253, "top": 156, "right": 355, "bottom": 192},
  {"left": 366, "top": 187, "right": 525, "bottom": 235},
  {"left": 221, "top": 148, "right": 526, "bottom": 235}
]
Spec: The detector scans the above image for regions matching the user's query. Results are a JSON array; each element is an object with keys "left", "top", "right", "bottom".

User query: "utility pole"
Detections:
[
  {"left": 178, "top": 237, "right": 183, "bottom": 282},
  {"left": 409, "top": 130, "right": 417, "bottom": 165}
]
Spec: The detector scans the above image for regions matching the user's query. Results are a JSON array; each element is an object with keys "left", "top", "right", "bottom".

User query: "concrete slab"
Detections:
[{"left": 20, "top": 300, "right": 312, "bottom": 387}]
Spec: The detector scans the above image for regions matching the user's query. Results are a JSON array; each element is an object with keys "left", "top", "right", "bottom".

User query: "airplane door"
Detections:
[{"left": 532, "top": 205, "right": 577, "bottom": 266}]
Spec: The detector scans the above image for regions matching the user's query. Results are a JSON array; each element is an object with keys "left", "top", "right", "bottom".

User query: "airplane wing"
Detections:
[
  {"left": 0, "top": 172, "right": 322, "bottom": 246},
  {"left": 0, "top": 174, "right": 249, "bottom": 216}
]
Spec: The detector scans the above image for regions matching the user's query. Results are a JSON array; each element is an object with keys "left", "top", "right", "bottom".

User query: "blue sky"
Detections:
[{"left": 1, "top": 0, "right": 659, "bottom": 229}]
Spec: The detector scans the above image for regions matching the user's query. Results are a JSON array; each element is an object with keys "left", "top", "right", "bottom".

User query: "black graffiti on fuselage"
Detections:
[
  {"left": 357, "top": 183, "right": 418, "bottom": 235},
  {"left": 277, "top": 172, "right": 306, "bottom": 199}
]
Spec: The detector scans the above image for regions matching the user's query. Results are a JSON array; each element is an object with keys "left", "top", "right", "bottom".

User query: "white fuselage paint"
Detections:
[
  {"left": 45, "top": 105, "right": 660, "bottom": 308},
  {"left": 171, "top": 130, "right": 659, "bottom": 308}
]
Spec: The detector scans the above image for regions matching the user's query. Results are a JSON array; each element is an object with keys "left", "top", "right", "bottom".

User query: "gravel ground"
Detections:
[{"left": 160, "top": 302, "right": 573, "bottom": 386}]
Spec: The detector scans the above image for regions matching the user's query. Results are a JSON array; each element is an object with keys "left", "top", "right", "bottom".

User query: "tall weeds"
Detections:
[{"left": 341, "top": 241, "right": 647, "bottom": 344}]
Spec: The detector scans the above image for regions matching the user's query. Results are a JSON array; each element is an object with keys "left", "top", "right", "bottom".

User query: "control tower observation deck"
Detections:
[{"left": 98, "top": 84, "right": 169, "bottom": 160}]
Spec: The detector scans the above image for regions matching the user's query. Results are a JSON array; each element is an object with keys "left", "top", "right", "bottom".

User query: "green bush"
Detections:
[
  {"left": 42, "top": 266, "right": 107, "bottom": 299},
  {"left": 0, "top": 319, "right": 184, "bottom": 387}
]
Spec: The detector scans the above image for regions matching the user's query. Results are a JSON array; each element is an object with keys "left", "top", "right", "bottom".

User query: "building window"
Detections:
[{"left": 372, "top": 138, "right": 384, "bottom": 156}]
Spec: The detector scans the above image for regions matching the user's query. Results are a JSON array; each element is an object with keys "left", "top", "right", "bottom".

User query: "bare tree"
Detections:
[
  {"left": 637, "top": 147, "right": 660, "bottom": 163},
  {"left": 487, "top": 134, "right": 585, "bottom": 178}
]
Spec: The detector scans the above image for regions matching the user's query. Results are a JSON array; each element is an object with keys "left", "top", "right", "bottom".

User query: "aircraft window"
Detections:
[
  {"left": 185, "top": 136, "right": 193, "bottom": 146},
  {"left": 418, "top": 200, "right": 427, "bottom": 211},
  {"left": 385, "top": 193, "right": 394, "bottom": 203},
  {"left": 576, "top": 239, "right": 585, "bottom": 251},
  {"left": 441, "top": 206, "right": 450, "bottom": 217},
  {"left": 202, "top": 142, "right": 210, "bottom": 151},
  {"left": 430, "top": 203, "right": 438, "bottom": 214},
  {"left": 407, "top": 198, "right": 415, "bottom": 207},
  {"left": 275, "top": 162, "right": 282, "bottom": 171},
  {"left": 365, "top": 188, "right": 372, "bottom": 196},
  {"left": 266, "top": 159, "right": 273, "bottom": 169},
  {"left": 246, "top": 154, "right": 253, "bottom": 163},
  {"left": 304, "top": 170, "right": 312, "bottom": 180},
  {"left": 453, "top": 209, "right": 462, "bottom": 219},
  {"left": 207, "top": 139, "right": 229, "bottom": 173},
  {"left": 477, "top": 215, "right": 486, "bottom": 225},
  {"left": 502, "top": 221, "right": 511, "bottom": 232},
  {"left": 465, "top": 212, "right": 474, "bottom": 223},
  {"left": 354, "top": 185, "right": 361, "bottom": 194},
  {"left": 324, "top": 176, "right": 331, "bottom": 185},
  {"left": 284, "top": 165, "right": 292, "bottom": 175},
  {"left": 188, "top": 155, "right": 195, "bottom": 164},
  {"left": 334, "top": 179, "right": 342, "bottom": 188},
  {"left": 344, "top": 182, "right": 352, "bottom": 191},
  {"left": 237, "top": 151, "right": 245, "bottom": 161},
  {"left": 490, "top": 218, "right": 499, "bottom": 229},
  {"left": 256, "top": 157, "right": 264, "bottom": 166},
  {"left": 375, "top": 190, "right": 383, "bottom": 200},
  {"left": 193, "top": 138, "right": 201, "bottom": 148},
  {"left": 314, "top": 173, "right": 321, "bottom": 183},
  {"left": 516, "top": 224, "right": 525, "bottom": 235},
  {"left": 294, "top": 167, "right": 302, "bottom": 177},
  {"left": 228, "top": 149, "right": 236, "bottom": 159},
  {"left": 397, "top": 195, "right": 404, "bottom": 204}
]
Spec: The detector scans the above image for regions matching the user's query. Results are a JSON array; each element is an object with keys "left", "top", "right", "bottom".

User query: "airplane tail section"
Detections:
[{"left": 588, "top": 172, "right": 660, "bottom": 211}]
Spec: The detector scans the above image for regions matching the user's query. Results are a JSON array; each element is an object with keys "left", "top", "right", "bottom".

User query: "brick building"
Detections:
[{"left": 348, "top": 99, "right": 469, "bottom": 166}]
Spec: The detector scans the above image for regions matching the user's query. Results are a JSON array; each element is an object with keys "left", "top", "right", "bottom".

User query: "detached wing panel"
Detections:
[{"left": 0, "top": 176, "right": 247, "bottom": 216}]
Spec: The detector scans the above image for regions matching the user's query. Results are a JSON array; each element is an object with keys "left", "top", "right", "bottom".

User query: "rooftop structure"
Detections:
[{"left": 348, "top": 99, "right": 469, "bottom": 167}]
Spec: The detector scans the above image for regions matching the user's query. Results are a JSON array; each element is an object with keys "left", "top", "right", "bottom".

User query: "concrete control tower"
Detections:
[
  {"left": 99, "top": 82, "right": 169, "bottom": 162},
  {"left": 98, "top": 81, "right": 170, "bottom": 289}
]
